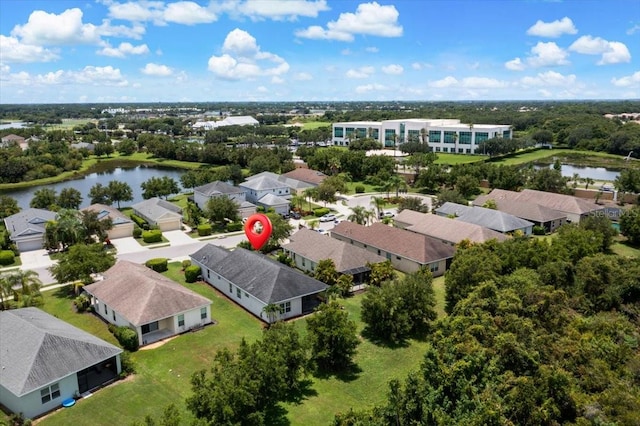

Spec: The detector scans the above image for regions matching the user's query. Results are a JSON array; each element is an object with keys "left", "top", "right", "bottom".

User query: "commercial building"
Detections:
[{"left": 331, "top": 118, "right": 512, "bottom": 154}]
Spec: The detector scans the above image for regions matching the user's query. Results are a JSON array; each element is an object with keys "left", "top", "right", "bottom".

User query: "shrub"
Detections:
[
  {"left": 256, "top": 206, "right": 266, "bottom": 213},
  {"left": 142, "top": 229, "right": 162, "bottom": 243},
  {"left": 120, "top": 350, "right": 136, "bottom": 377},
  {"left": 130, "top": 214, "right": 147, "bottom": 229},
  {"left": 74, "top": 295, "right": 91, "bottom": 312},
  {"left": 181, "top": 259, "right": 191, "bottom": 270},
  {"left": 145, "top": 258, "right": 168, "bottom": 272},
  {"left": 114, "top": 326, "right": 139, "bottom": 352},
  {"left": 197, "top": 224, "right": 212, "bottom": 236},
  {"left": 185, "top": 265, "right": 201, "bottom": 283},
  {"left": 0, "top": 250, "right": 15, "bottom": 265},
  {"left": 532, "top": 225, "right": 546, "bottom": 235},
  {"left": 132, "top": 227, "right": 142, "bottom": 238},
  {"left": 313, "top": 207, "right": 330, "bottom": 217},
  {"left": 355, "top": 185, "right": 365, "bottom": 194},
  {"left": 226, "top": 221, "right": 243, "bottom": 232}
]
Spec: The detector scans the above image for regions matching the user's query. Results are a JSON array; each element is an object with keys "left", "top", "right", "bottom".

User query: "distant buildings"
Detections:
[
  {"left": 331, "top": 118, "right": 512, "bottom": 154},
  {"left": 192, "top": 115, "right": 259, "bottom": 130}
]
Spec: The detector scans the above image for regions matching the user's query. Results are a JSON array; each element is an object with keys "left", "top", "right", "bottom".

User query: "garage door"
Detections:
[
  {"left": 157, "top": 219, "right": 181, "bottom": 232},
  {"left": 108, "top": 224, "right": 134, "bottom": 239},
  {"left": 17, "top": 239, "right": 44, "bottom": 252}
]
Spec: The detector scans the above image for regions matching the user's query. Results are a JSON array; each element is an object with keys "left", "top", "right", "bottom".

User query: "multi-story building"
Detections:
[{"left": 331, "top": 118, "right": 512, "bottom": 154}]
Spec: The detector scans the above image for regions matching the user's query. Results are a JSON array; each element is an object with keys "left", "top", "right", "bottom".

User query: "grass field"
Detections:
[
  {"left": 611, "top": 240, "right": 640, "bottom": 258},
  {"left": 37, "top": 263, "right": 435, "bottom": 426},
  {"left": 296, "top": 120, "right": 332, "bottom": 131},
  {"left": 433, "top": 153, "right": 486, "bottom": 165},
  {"left": 487, "top": 148, "right": 634, "bottom": 166}
]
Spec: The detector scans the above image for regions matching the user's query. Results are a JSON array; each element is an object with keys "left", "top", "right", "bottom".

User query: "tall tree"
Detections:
[
  {"left": 0, "top": 270, "right": 43, "bottom": 310},
  {"left": 107, "top": 180, "right": 133, "bottom": 208},
  {"left": 0, "top": 195, "right": 20, "bottom": 219},
  {"left": 306, "top": 301, "right": 359, "bottom": 373},
  {"left": 88, "top": 183, "right": 111, "bottom": 205},
  {"left": 49, "top": 243, "right": 116, "bottom": 284},
  {"left": 619, "top": 206, "right": 640, "bottom": 245},
  {"left": 370, "top": 196, "right": 386, "bottom": 219},
  {"left": 314, "top": 259, "right": 339, "bottom": 286},
  {"left": 205, "top": 196, "right": 239, "bottom": 224},
  {"left": 81, "top": 210, "right": 113, "bottom": 243},
  {"left": 348, "top": 205, "right": 370, "bottom": 225},
  {"left": 30, "top": 188, "right": 57, "bottom": 209},
  {"left": 141, "top": 176, "right": 179, "bottom": 199},
  {"left": 57, "top": 187, "right": 83, "bottom": 209}
]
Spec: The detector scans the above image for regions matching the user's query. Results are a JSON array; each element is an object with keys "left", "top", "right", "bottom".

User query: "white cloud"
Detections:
[
  {"left": 505, "top": 57, "right": 525, "bottom": 71},
  {"left": 4, "top": 65, "right": 129, "bottom": 87},
  {"left": 341, "top": 48, "right": 352, "bottom": 55},
  {"left": 107, "top": 1, "right": 166, "bottom": 24},
  {"left": 611, "top": 71, "right": 640, "bottom": 87},
  {"left": 411, "top": 62, "right": 433, "bottom": 70},
  {"left": 231, "top": 0, "right": 330, "bottom": 21},
  {"left": 71, "top": 66, "right": 129, "bottom": 86},
  {"left": 355, "top": 83, "right": 386, "bottom": 93},
  {"left": 520, "top": 70, "right": 576, "bottom": 87},
  {"left": 381, "top": 64, "right": 403, "bottom": 75},
  {"left": 627, "top": 24, "right": 640, "bottom": 35},
  {"left": 526, "top": 17, "right": 577, "bottom": 38},
  {"left": 460, "top": 77, "right": 507, "bottom": 88},
  {"left": 257, "top": 86, "right": 268, "bottom": 93},
  {"left": 141, "top": 63, "right": 173, "bottom": 76},
  {"left": 294, "top": 72, "right": 313, "bottom": 81},
  {"left": 163, "top": 1, "right": 217, "bottom": 24},
  {"left": 527, "top": 41, "right": 569, "bottom": 67},
  {"left": 207, "top": 29, "right": 289, "bottom": 80},
  {"left": 271, "top": 76, "right": 285, "bottom": 84},
  {"left": 569, "top": 35, "right": 631, "bottom": 65},
  {"left": 0, "top": 35, "right": 59, "bottom": 63},
  {"left": 98, "top": 42, "right": 150, "bottom": 58},
  {"left": 295, "top": 2, "right": 402, "bottom": 42},
  {"left": 365, "top": 46, "right": 379, "bottom": 53},
  {"left": 346, "top": 66, "right": 374, "bottom": 78},
  {"left": 429, "top": 76, "right": 458, "bottom": 88}
]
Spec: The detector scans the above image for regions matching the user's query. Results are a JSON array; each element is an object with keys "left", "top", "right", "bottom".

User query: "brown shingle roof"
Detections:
[
  {"left": 472, "top": 196, "right": 566, "bottom": 223},
  {"left": 82, "top": 203, "right": 132, "bottom": 225},
  {"left": 331, "top": 221, "right": 455, "bottom": 264},
  {"left": 283, "top": 228, "right": 387, "bottom": 273},
  {"left": 281, "top": 168, "right": 328, "bottom": 185},
  {"left": 478, "top": 188, "right": 602, "bottom": 216},
  {"left": 395, "top": 210, "right": 508, "bottom": 244},
  {"left": 84, "top": 261, "right": 211, "bottom": 326}
]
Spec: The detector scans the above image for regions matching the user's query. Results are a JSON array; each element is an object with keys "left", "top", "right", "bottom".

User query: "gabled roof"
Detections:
[
  {"left": 283, "top": 228, "right": 386, "bottom": 274},
  {"left": 0, "top": 308, "right": 122, "bottom": 397},
  {"left": 472, "top": 196, "right": 567, "bottom": 223},
  {"left": 84, "top": 261, "right": 211, "bottom": 326},
  {"left": 3, "top": 208, "right": 56, "bottom": 239},
  {"left": 247, "top": 171, "right": 313, "bottom": 191},
  {"left": 190, "top": 245, "right": 328, "bottom": 304},
  {"left": 478, "top": 188, "right": 603, "bottom": 216},
  {"left": 194, "top": 181, "right": 245, "bottom": 197},
  {"left": 240, "top": 175, "right": 289, "bottom": 191},
  {"left": 131, "top": 198, "right": 182, "bottom": 221},
  {"left": 257, "top": 193, "right": 290, "bottom": 206},
  {"left": 331, "top": 222, "right": 455, "bottom": 264},
  {"left": 221, "top": 116, "right": 259, "bottom": 126},
  {"left": 1, "top": 134, "right": 25, "bottom": 142},
  {"left": 82, "top": 203, "right": 132, "bottom": 225},
  {"left": 395, "top": 210, "right": 508, "bottom": 244},
  {"left": 281, "top": 168, "right": 328, "bottom": 185},
  {"left": 435, "top": 202, "right": 534, "bottom": 233}
]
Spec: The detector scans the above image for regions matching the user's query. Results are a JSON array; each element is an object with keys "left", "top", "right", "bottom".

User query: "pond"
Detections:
[
  {"left": 0, "top": 122, "right": 29, "bottom": 130},
  {"left": 535, "top": 163, "right": 621, "bottom": 181},
  {"left": 2, "top": 164, "right": 186, "bottom": 210}
]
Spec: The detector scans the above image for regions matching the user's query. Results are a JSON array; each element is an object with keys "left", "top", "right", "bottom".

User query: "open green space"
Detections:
[
  {"left": 37, "top": 262, "right": 433, "bottom": 426},
  {"left": 296, "top": 120, "right": 332, "bottom": 131},
  {"left": 487, "top": 148, "right": 635, "bottom": 167},
  {"left": 611, "top": 240, "right": 640, "bottom": 258},
  {"left": 433, "top": 153, "right": 486, "bottom": 165}
]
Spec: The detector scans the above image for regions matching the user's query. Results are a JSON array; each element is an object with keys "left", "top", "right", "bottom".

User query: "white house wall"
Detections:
[
  {"left": 0, "top": 374, "right": 78, "bottom": 420},
  {"left": 107, "top": 223, "right": 134, "bottom": 239}
]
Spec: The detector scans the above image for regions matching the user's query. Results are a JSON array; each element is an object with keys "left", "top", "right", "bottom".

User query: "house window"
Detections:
[
  {"left": 430, "top": 263, "right": 439, "bottom": 273},
  {"left": 244, "top": 292, "right": 249, "bottom": 298},
  {"left": 207, "top": 270, "right": 210, "bottom": 279},
  {"left": 112, "top": 310, "right": 116, "bottom": 321},
  {"left": 141, "top": 321, "right": 159, "bottom": 334},
  {"left": 377, "top": 249, "right": 381, "bottom": 255},
  {"left": 200, "top": 307, "right": 207, "bottom": 319},
  {"left": 236, "top": 288, "right": 241, "bottom": 299},
  {"left": 396, "top": 256, "right": 401, "bottom": 260},
  {"left": 302, "top": 259, "right": 306, "bottom": 267},
  {"left": 229, "top": 283, "right": 233, "bottom": 293},
  {"left": 40, "top": 383, "right": 60, "bottom": 404},
  {"left": 178, "top": 314, "right": 185, "bottom": 327},
  {"left": 279, "top": 301, "right": 291, "bottom": 313},
  {"left": 104, "top": 305, "right": 108, "bottom": 315}
]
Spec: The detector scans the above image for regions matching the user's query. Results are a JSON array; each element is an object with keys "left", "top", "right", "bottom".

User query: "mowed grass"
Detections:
[
  {"left": 433, "top": 153, "right": 486, "bottom": 165},
  {"left": 38, "top": 263, "right": 434, "bottom": 426},
  {"left": 611, "top": 240, "right": 640, "bottom": 258},
  {"left": 487, "top": 148, "right": 629, "bottom": 166}
]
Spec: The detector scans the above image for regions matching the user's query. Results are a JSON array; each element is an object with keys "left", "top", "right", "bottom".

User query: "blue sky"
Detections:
[{"left": 1, "top": 0, "right": 638, "bottom": 103}]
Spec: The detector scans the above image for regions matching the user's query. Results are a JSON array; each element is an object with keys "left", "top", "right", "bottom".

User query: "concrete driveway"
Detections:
[{"left": 109, "top": 237, "right": 145, "bottom": 254}]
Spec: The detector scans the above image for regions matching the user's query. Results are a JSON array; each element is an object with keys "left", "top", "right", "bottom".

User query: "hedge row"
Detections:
[
  {"left": 0, "top": 250, "right": 15, "bottom": 266},
  {"left": 313, "top": 207, "right": 330, "bottom": 217},
  {"left": 109, "top": 325, "right": 139, "bottom": 351},
  {"left": 185, "top": 265, "right": 201, "bottom": 283},
  {"left": 142, "top": 229, "right": 162, "bottom": 243},
  {"left": 145, "top": 258, "right": 168, "bottom": 272},
  {"left": 130, "top": 214, "right": 147, "bottom": 229},
  {"left": 226, "top": 222, "right": 243, "bottom": 232},
  {"left": 197, "top": 224, "right": 212, "bottom": 236}
]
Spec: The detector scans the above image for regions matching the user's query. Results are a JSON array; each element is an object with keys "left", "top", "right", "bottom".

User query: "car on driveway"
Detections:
[
  {"left": 380, "top": 211, "right": 395, "bottom": 219},
  {"left": 319, "top": 213, "right": 337, "bottom": 222},
  {"left": 290, "top": 211, "right": 301, "bottom": 219}
]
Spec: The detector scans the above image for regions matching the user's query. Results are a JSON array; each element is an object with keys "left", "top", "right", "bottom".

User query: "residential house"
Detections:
[
  {"left": 330, "top": 222, "right": 455, "bottom": 275},
  {"left": 193, "top": 180, "right": 256, "bottom": 218},
  {"left": 472, "top": 195, "right": 567, "bottom": 233},
  {"left": 281, "top": 168, "right": 328, "bottom": 186},
  {"left": 83, "top": 261, "right": 212, "bottom": 346},
  {"left": 131, "top": 197, "right": 182, "bottom": 231},
  {"left": 82, "top": 204, "right": 134, "bottom": 239},
  {"left": 395, "top": 209, "right": 509, "bottom": 245},
  {"left": 190, "top": 244, "right": 328, "bottom": 323},
  {"left": 476, "top": 188, "right": 607, "bottom": 223},
  {"left": 70, "top": 142, "right": 95, "bottom": 152},
  {"left": 0, "top": 308, "right": 122, "bottom": 419},
  {"left": 3, "top": 208, "right": 56, "bottom": 252},
  {"left": 282, "top": 228, "right": 387, "bottom": 283},
  {"left": 435, "top": 202, "right": 534, "bottom": 235},
  {"left": 240, "top": 176, "right": 291, "bottom": 215},
  {"left": 1, "top": 134, "right": 26, "bottom": 149}
]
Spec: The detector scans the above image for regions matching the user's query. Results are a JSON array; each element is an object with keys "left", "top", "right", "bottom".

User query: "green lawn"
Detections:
[
  {"left": 611, "top": 240, "right": 640, "bottom": 258},
  {"left": 487, "top": 148, "right": 632, "bottom": 166},
  {"left": 433, "top": 153, "right": 486, "bottom": 165},
  {"left": 298, "top": 121, "right": 332, "bottom": 130},
  {"left": 37, "top": 263, "right": 431, "bottom": 426}
]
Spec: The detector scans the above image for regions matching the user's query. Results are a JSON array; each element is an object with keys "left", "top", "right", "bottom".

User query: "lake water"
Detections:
[
  {"left": 1, "top": 165, "right": 186, "bottom": 209},
  {"left": 0, "top": 122, "right": 29, "bottom": 130},
  {"left": 536, "top": 164, "right": 621, "bottom": 181}
]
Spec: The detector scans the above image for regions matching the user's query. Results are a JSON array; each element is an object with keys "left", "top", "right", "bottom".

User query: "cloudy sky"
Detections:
[{"left": 1, "top": 0, "right": 639, "bottom": 103}]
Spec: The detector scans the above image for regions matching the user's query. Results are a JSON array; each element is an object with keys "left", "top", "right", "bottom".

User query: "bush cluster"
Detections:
[
  {"left": 0, "top": 250, "right": 15, "bottom": 265},
  {"left": 142, "top": 229, "right": 162, "bottom": 243},
  {"left": 532, "top": 225, "right": 546, "bottom": 235},
  {"left": 355, "top": 185, "right": 365, "bottom": 194},
  {"left": 132, "top": 227, "right": 142, "bottom": 238},
  {"left": 73, "top": 294, "right": 91, "bottom": 312},
  {"left": 226, "top": 221, "right": 243, "bottom": 232},
  {"left": 185, "top": 265, "right": 201, "bottom": 283},
  {"left": 197, "top": 224, "right": 212, "bottom": 236},
  {"left": 145, "top": 258, "right": 168, "bottom": 272},
  {"left": 313, "top": 207, "right": 330, "bottom": 217},
  {"left": 130, "top": 214, "right": 148, "bottom": 229},
  {"left": 108, "top": 325, "right": 139, "bottom": 352}
]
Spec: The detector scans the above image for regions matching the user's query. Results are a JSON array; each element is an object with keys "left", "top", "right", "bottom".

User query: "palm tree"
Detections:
[
  {"left": 6, "top": 270, "right": 42, "bottom": 308},
  {"left": 381, "top": 180, "right": 394, "bottom": 200},
  {"left": 572, "top": 173, "right": 580, "bottom": 189},
  {"left": 290, "top": 194, "right": 305, "bottom": 212},
  {"left": 585, "top": 177, "right": 594, "bottom": 190},
  {"left": 303, "top": 187, "right": 317, "bottom": 211},
  {"left": 348, "top": 206, "right": 369, "bottom": 225},
  {"left": 364, "top": 209, "right": 375, "bottom": 225},
  {"left": 389, "top": 175, "right": 408, "bottom": 198},
  {"left": 262, "top": 303, "right": 283, "bottom": 325},
  {"left": 0, "top": 276, "right": 14, "bottom": 310},
  {"left": 370, "top": 196, "right": 385, "bottom": 220}
]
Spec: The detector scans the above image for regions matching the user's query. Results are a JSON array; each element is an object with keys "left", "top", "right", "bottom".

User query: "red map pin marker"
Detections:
[{"left": 244, "top": 213, "right": 273, "bottom": 250}]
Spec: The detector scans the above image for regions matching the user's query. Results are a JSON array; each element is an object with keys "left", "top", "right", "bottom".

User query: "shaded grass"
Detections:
[
  {"left": 611, "top": 240, "right": 640, "bottom": 258},
  {"left": 432, "top": 275, "right": 447, "bottom": 318}
]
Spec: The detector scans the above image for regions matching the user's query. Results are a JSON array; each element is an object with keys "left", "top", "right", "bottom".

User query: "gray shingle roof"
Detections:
[
  {"left": 131, "top": 198, "right": 182, "bottom": 221},
  {"left": 246, "top": 171, "right": 315, "bottom": 191},
  {"left": 435, "top": 202, "right": 534, "bottom": 233},
  {"left": 0, "top": 308, "right": 122, "bottom": 397},
  {"left": 479, "top": 188, "right": 603, "bottom": 216},
  {"left": 395, "top": 210, "right": 508, "bottom": 244},
  {"left": 82, "top": 203, "right": 133, "bottom": 225},
  {"left": 258, "top": 193, "right": 290, "bottom": 205},
  {"left": 84, "top": 261, "right": 211, "bottom": 326},
  {"left": 331, "top": 222, "right": 455, "bottom": 264},
  {"left": 3, "top": 208, "right": 56, "bottom": 239},
  {"left": 191, "top": 245, "right": 328, "bottom": 304},
  {"left": 194, "top": 181, "right": 245, "bottom": 197},
  {"left": 240, "top": 175, "right": 289, "bottom": 191},
  {"left": 283, "top": 228, "right": 387, "bottom": 273},
  {"left": 281, "top": 168, "right": 328, "bottom": 185},
  {"left": 472, "top": 196, "right": 567, "bottom": 223}
]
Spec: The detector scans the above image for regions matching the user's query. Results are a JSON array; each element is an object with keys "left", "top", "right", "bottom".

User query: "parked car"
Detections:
[
  {"left": 319, "top": 213, "right": 337, "bottom": 222},
  {"left": 317, "top": 229, "right": 328, "bottom": 235},
  {"left": 290, "top": 211, "right": 301, "bottom": 219},
  {"left": 380, "top": 211, "right": 395, "bottom": 219}
]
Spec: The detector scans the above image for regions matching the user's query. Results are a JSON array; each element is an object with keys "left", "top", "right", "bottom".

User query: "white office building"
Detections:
[{"left": 331, "top": 118, "right": 512, "bottom": 154}]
